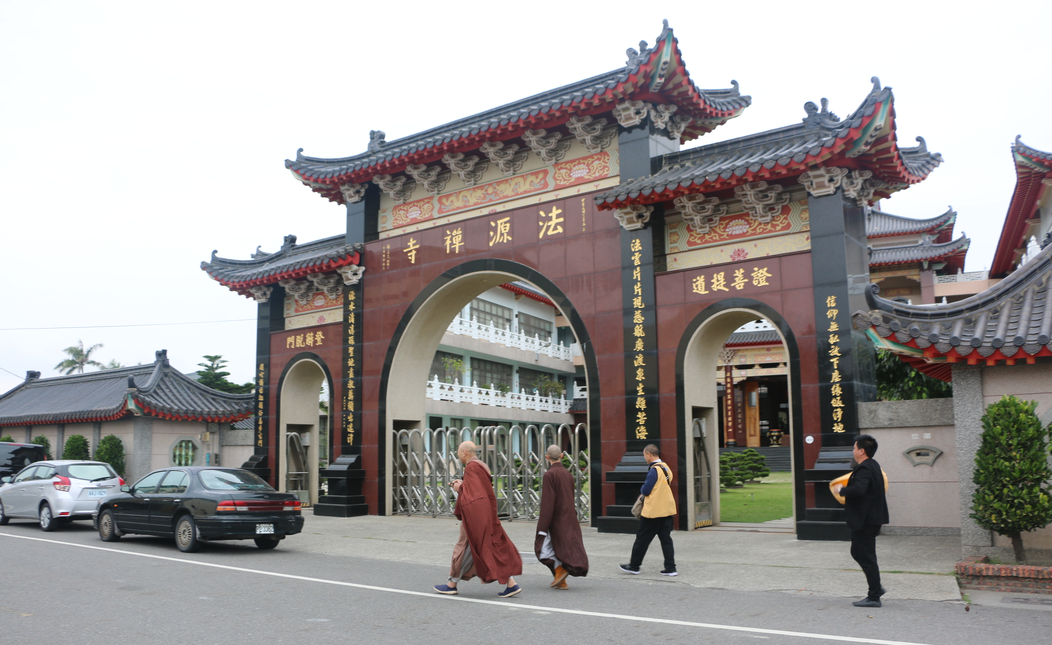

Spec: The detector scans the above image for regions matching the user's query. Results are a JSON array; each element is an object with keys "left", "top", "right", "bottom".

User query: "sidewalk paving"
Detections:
[{"left": 291, "top": 514, "right": 964, "bottom": 603}]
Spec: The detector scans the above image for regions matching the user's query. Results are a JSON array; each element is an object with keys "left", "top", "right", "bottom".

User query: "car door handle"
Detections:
[{"left": 143, "top": 498, "right": 151, "bottom": 502}]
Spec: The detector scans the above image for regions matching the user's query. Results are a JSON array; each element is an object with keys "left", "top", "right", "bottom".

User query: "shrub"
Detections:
[
  {"left": 719, "top": 452, "right": 746, "bottom": 488},
  {"left": 970, "top": 395, "right": 1052, "bottom": 563},
  {"left": 0, "top": 435, "right": 13, "bottom": 443},
  {"left": 63, "top": 434, "right": 90, "bottom": 460},
  {"left": 94, "top": 435, "right": 126, "bottom": 478},
  {"left": 739, "top": 449, "right": 771, "bottom": 482},
  {"left": 32, "top": 435, "right": 52, "bottom": 460}
]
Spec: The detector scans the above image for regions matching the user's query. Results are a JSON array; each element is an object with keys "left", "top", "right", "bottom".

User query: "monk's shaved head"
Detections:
[
  {"left": 546, "top": 445, "right": 562, "bottom": 460},
  {"left": 458, "top": 441, "right": 477, "bottom": 464}
]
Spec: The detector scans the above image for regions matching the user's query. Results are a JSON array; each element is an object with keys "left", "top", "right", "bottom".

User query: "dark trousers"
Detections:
[
  {"left": 850, "top": 525, "right": 882, "bottom": 599},
  {"left": 630, "top": 515, "right": 675, "bottom": 570}
]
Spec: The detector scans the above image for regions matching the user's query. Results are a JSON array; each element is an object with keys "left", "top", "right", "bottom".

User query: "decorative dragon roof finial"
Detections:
[
  {"left": 368, "top": 130, "right": 386, "bottom": 152},
  {"left": 802, "top": 97, "right": 839, "bottom": 128}
]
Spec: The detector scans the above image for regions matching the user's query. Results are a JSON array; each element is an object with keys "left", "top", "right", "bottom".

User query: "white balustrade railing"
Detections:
[
  {"left": 426, "top": 377, "right": 571, "bottom": 414},
  {"left": 446, "top": 316, "right": 573, "bottom": 362},
  {"left": 935, "top": 271, "right": 989, "bottom": 284}
]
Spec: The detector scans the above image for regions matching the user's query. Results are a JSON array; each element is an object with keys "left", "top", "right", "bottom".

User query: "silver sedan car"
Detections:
[{"left": 0, "top": 461, "right": 123, "bottom": 531}]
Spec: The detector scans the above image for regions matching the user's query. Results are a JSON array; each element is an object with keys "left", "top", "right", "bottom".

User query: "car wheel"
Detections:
[
  {"left": 0, "top": 500, "right": 9, "bottom": 525},
  {"left": 175, "top": 515, "right": 200, "bottom": 553},
  {"left": 39, "top": 502, "right": 57, "bottom": 532},
  {"left": 254, "top": 537, "right": 281, "bottom": 550},
  {"left": 98, "top": 510, "right": 120, "bottom": 542}
]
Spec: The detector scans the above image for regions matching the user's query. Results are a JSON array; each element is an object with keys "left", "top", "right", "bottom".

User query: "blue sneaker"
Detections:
[
  {"left": 433, "top": 584, "right": 458, "bottom": 595},
  {"left": 497, "top": 584, "right": 521, "bottom": 598}
]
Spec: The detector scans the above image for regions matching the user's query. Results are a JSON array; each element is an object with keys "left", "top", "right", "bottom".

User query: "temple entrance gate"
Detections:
[{"left": 278, "top": 358, "right": 329, "bottom": 506}]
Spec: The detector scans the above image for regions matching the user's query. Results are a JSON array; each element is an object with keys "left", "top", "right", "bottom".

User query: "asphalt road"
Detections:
[{"left": 1, "top": 520, "right": 1049, "bottom": 645}]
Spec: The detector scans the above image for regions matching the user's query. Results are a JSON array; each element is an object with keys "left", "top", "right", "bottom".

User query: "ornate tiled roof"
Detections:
[
  {"left": 201, "top": 234, "right": 361, "bottom": 298},
  {"left": 990, "top": 137, "right": 1052, "bottom": 277},
  {"left": 870, "top": 235, "right": 970, "bottom": 269},
  {"left": 0, "top": 351, "right": 254, "bottom": 427},
  {"left": 852, "top": 241, "right": 1052, "bottom": 366},
  {"left": 284, "top": 21, "right": 750, "bottom": 205},
  {"left": 866, "top": 207, "right": 956, "bottom": 239},
  {"left": 725, "top": 330, "right": 782, "bottom": 346},
  {"left": 594, "top": 78, "right": 942, "bottom": 209}
]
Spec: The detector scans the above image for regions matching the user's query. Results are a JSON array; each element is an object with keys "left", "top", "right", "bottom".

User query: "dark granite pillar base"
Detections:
[
  {"left": 595, "top": 451, "right": 649, "bottom": 534},
  {"left": 313, "top": 452, "right": 368, "bottom": 517}
]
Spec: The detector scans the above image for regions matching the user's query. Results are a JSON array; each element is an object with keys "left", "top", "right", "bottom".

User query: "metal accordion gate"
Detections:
[{"left": 393, "top": 423, "right": 589, "bottom": 522}]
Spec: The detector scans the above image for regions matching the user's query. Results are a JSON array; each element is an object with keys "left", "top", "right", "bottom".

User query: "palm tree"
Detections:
[{"left": 55, "top": 340, "right": 105, "bottom": 375}]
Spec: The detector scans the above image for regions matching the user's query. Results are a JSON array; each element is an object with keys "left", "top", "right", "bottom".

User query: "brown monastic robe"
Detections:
[
  {"left": 451, "top": 459, "right": 522, "bottom": 584},
  {"left": 533, "top": 461, "right": 589, "bottom": 577}
]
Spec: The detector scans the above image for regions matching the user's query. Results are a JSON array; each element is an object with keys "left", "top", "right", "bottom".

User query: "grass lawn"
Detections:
[{"left": 719, "top": 472, "right": 793, "bottom": 523}]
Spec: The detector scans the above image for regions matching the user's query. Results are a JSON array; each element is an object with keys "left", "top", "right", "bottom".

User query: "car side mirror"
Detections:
[{"left": 121, "top": 484, "right": 131, "bottom": 493}]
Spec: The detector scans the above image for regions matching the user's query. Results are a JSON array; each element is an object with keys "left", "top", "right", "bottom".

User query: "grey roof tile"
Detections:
[
  {"left": 866, "top": 207, "right": 956, "bottom": 237},
  {"left": 870, "top": 236, "right": 970, "bottom": 266},
  {"left": 202, "top": 235, "right": 360, "bottom": 288}
]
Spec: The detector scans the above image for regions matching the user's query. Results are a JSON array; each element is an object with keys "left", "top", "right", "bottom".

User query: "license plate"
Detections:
[
  {"left": 87, "top": 490, "right": 106, "bottom": 497},
  {"left": 256, "top": 524, "right": 274, "bottom": 534}
]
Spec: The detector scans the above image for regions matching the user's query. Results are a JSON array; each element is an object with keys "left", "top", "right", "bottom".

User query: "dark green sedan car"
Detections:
[{"left": 94, "top": 467, "right": 304, "bottom": 552}]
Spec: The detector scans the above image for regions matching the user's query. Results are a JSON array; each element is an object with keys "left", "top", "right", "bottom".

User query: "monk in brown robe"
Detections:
[
  {"left": 534, "top": 445, "right": 589, "bottom": 589},
  {"left": 433, "top": 441, "right": 522, "bottom": 598}
]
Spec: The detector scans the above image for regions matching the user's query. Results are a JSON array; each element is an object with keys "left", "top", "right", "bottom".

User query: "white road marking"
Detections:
[{"left": 1, "top": 532, "right": 930, "bottom": 645}]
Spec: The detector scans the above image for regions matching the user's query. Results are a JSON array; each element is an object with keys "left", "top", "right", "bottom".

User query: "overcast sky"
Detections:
[{"left": 2, "top": 1, "right": 1050, "bottom": 394}]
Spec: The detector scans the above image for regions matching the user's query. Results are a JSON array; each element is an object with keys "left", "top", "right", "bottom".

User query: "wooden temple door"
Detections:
[{"left": 744, "top": 381, "right": 760, "bottom": 447}]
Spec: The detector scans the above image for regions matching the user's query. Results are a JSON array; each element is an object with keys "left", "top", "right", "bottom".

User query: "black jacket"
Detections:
[{"left": 840, "top": 457, "right": 890, "bottom": 531}]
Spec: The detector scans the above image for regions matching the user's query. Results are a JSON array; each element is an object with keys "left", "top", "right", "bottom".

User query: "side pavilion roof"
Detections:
[
  {"left": 594, "top": 78, "right": 942, "bottom": 209},
  {"left": 990, "top": 137, "right": 1052, "bottom": 278},
  {"left": 201, "top": 234, "right": 361, "bottom": 298},
  {"left": 869, "top": 235, "right": 970, "bottom": 272},
  {"left": 866, "top": 206, "right": 956, "bottom": 241},
  {"left": 0, "top": 351, "right": 254, "bottom": 427},
  {"left": 852, "top": 241, "right": 1052, "bottom": 368},
  {"left": 284, "top": 21, "right": 750, "bottom": 205}
]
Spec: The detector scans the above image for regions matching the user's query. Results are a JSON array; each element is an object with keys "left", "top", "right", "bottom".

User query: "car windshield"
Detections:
[
  {"left": 198, "top": 469, "right": 274, "bottom": 492},
  {"left": 66, "top": 464, "right": 117, "bottom": 481}
]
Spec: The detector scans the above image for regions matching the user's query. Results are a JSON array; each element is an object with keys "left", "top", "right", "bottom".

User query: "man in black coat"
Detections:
[{"left": 832, "top": 434, "right": 890, "bottom": 608}]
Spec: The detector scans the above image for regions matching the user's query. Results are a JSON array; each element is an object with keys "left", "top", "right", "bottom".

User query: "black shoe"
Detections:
[
  {"left": 852, "top": 598, "right": 881, "bottom": 608},
  {"left": 618, "top": 563, "right": 641, "bottom": 574},
  {"left": 877, "top": 586, "right": 887, "bottom": 598},
  {"left": 660, "top": 569, "right": 677, "bottom": 576}
]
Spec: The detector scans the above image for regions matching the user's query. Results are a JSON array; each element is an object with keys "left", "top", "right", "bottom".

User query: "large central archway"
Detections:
[
  {"left": 675, "top": 298, "right": 805, "bottom": 531},
  {"left": 377, "top": 259, "right": 602, "bottom": 518}
]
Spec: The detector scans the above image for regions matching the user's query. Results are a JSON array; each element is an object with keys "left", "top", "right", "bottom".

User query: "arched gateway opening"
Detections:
[
  {"left": 675, "top": 299, "right": 804, "bottom": 531},
  {"left": 277, "top": 356, "right": 333, "bottom": 507},
  {"left": 378, "top": 260, "right": 600, "bottom": 519}
]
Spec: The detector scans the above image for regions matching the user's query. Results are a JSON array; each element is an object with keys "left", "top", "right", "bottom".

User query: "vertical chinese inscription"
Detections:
[
  {"left": 256, "top": 362, "right": 266, "bottom": 448},
  {"left": 342, "top": 285, "right": 362, "bottom": 447},
  {"left": 382, "top": 244, "right": 391, "bottom": 270},
  {"left": 580, "top": 197, "right": 587, "bottom": 232},
  {"left": 825, "top": 295, "right": 845, "bottom": 433},
  {"left": 629, "top": 237, "right": 650, "bottom": 440}
]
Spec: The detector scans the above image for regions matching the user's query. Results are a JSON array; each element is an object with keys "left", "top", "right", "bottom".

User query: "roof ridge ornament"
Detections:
[
  {"left": 615, "top": 204, "right": 653, "bottom": 231},
  {"left": 566, "top": 115, "right": 617, "bottom": 153},
  {"left": 480, "top": 140, "right": 530, "bottom": 176},
  {"left": 522, "top": 129, "right": 571, "bottom": 165},
  {"left": 734, "top": 181, "right": 789, "bottom": 223},
  {"left": 372, "top": 174, "right": 416, "bottom": 204},
  {"left": 250, "top": 245, "right": 272, "bottom": 259},
  {"left": 802, "top": 98, "right": 840, "bottom": 129},
  {"left": 339, "top": 183, "right": 367, "bottom": 204},
  {"left": 870, "top": 76, "right": 882, "bottom": 94},
  {"left": 674, "top": 194, "right": 725, "bottom": 234},
  {"left": 281, "top": 235, "right": 298, "bottom": 252},
  {"left": 441, "top": 152, "right": 489, "bottom": 187},
  {"left": 626, "top": 39, "right": 649, "bottom": 67},
  {"left": 405, "top": 164, "right": 452, "bottom": 195},
  {"left": 368, "top": 130, "right": 386, "bottom": 152}
]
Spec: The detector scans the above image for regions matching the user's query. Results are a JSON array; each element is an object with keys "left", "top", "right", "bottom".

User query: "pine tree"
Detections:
[
  {"left": 719, "top": 452, "right": 745, "bottom": 488},
  {"left": 196, "top": 355, "right": 253, "bottom": 394},
  {"left": 970, "top": 395, "right": 1052, "bottom": 563},
  {"left": 739, "top": 448, "right": 771, "bottom": 482},
  {"left": 94, "top": 435, "right": 126, "bottom": 478},
  {"left": 63, "top": 434, "right": 90, "bottom": 460}
]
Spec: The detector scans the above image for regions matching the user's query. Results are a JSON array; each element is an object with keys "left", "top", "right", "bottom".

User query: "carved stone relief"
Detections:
[
  {"left": 734, "top": 181, "right": 790, "bottom": 223},
  {"left": 480, "top": 140, "right": 529, "bottom": 176},
  {"left": 650, "top": 104, "right": 678, "bottom": 130},
  {"left": 612, "top": 100, "right": 649, "bottom": 128},
  {"left": 667, "top": 114, "right": 693, "bottom": 140},
  {"left": 336, "top": 264, "right": 366, "bottom": 286},
  {"left": 278, "top": 278, "right": 314, "bottom": 306},
  {"left": 441, "top": 152, "right": 489, "bottom": 187},
  {"left": 798, "top": 167, "right": 848, "bottom": 197},
  {"left": 842, "top": 170, "right": 886, "bottom": 207},
  {"left": 248, "top": 285, "right": 273, "bottom": 303},
  {"left": 307, "top": 272, "right": 344, "bottom": 300},
  {"left": 566, "top": 115, "right": 617, "bottom": 153},
  {"left": 372, "top": 174, "right": 416, "bottom": 204},
  {"left": 674, "top": 194, "right": 726, "bottom": 234},
  {"left": 522, "top": 129, "right": 572, "bottom": 165},
  {"left": 405, "top": 164, "right": 452, "bottom": 195},
  {"left": 339, "top": 183, "right": 367, "bottom": 204},
  {"left": 615, "top": 204, "right": 653, "bottom": 231}
]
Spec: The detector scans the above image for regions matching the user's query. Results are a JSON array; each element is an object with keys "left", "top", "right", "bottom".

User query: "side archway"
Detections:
[
  {"left": 277, "top": 353, "right": 335, "bottom": 506},
  {"left": 675, "top": 298, "right": 805, "bottom": 530},
  {"left": 377, "top": 259, "right": 601, "bottom": 519}
]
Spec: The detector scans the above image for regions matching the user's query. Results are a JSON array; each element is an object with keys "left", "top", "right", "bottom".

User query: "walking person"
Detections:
[
  {"left": 535, "top": 445, "right": 589, "bottom": 589},
  {"left": 619, "top": 444, "right": 677, "bottom": 576},
  {"left": 832, "top": 434, "right": 890, "bottom": 608},
  {"left": 433, "top": 441, "right": 523, "bottom": 598}
]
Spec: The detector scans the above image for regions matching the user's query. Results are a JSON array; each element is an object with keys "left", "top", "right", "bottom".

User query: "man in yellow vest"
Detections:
[{"left": 619, "top": 444, "right": 677, "bottom": 576}]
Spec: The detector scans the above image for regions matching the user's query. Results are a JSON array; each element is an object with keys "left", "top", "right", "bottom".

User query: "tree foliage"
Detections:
[
  {"left": 94, "top": 435, "right": 126, "bottom": 477},
  {"left": 32, "top": 435, "right": 52, "bottom": 460},
  {"left": 875, "top": 349, "right": 953, "bottom": 401},
  {"left": 63, "top": 434, "right": 90, "bottom": 460},
  {"left": 0, "top": 435, "right": 13, "bottom": 443},
  {"left": 55, "top": 340, "right": 105, "bottom": 375},
  {"left": 196, "top": 355, "right": 253, "bottom": 394},
  {"left": 719, "top": 452, "right": 745, "bottom": 488},
  {"left": 739, "top": 449, "right": 771, "bottom": 482},
  {"left": 970, "top": 395, "right": 1052, "bottom": 563}
]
